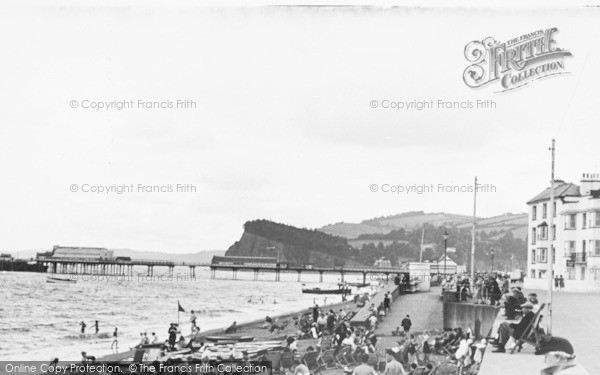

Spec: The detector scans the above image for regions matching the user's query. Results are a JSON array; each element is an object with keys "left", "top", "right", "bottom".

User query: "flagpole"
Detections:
[
  {"left": 420, "top": 226, "right": 425, "bottom": 262},
  {"left": 178, "top": 300, "right": 180, "bottom": 326},
  {"left": 547, "top": 139, "right": 555, "bottom": 335},
  {"left": 471, "top": 176, "right": 477, "bottom": 278}
]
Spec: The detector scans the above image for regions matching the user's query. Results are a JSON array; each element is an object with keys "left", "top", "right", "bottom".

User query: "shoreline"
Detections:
[{"left": 98, "top": 296, "right": 363, "bottom": 362}]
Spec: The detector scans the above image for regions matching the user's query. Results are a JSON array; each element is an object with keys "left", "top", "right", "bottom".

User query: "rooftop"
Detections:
[{"left": 526, "top": 182, "right": 581, "bottom": 205}]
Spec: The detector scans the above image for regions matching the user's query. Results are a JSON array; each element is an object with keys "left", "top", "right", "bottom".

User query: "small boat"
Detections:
[
  {"left": 302, "top": 287, "right": 351, "bottom": 295},
  {"left": 205, "top": 335, "right": 255, "bottom": 342},
  {"left": 347, "top": 282, "right": 370, "bottom": 288},
  {"left": 46, "top": 276, "right": 76, "bottom": 284}
]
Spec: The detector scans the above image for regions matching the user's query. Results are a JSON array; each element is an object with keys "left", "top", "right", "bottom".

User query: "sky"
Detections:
[{"left": 1, "top": 1, "right": 599, "bottom": 253}]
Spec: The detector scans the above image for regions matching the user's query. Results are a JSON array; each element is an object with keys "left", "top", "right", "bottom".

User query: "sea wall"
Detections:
[{"left": 442, "top": 301, "right": 500, "bottom": 339}]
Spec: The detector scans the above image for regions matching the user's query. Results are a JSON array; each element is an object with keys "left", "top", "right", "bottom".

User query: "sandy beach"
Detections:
[{"left": 100, "top": 298, "right": 362, "bottom": 361}]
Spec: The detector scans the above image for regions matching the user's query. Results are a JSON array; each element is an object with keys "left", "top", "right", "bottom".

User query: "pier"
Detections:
[
  {"left": 209, "top": 262, "right": 409, "bottom": 284},
  {"left": 36, "top": 256, "right": 209, "bottom": 277}
]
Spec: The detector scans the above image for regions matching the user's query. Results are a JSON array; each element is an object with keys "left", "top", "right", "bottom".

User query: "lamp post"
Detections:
[
  {"left": 490, "top": 247, "right": 495, "bottom": 272},
  {"left": 443, "top": 230, "right": 449, "bottom": 276}
]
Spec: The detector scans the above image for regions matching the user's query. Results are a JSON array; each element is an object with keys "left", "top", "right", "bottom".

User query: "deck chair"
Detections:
[
  {"left": 511, "top": 303, "right": 546, "bottom": 354},
  {"left": 334, "top": 346, "right": 350, "bottom": 366},
  {"left": 281, "top": 351, "right": 295, "bottom": 371},
  {"left": 317, "top": 349, "right": 338, "bottom": 369},
  {"left": 301, "top": 351, "right": 323, "bottom": 375},
  {"left": 425, "top": 364, "right": 440, "bottom": 375},
  {"left": 338, "top": 346, "right": 357, "bottom": 366},
  {"left": 265, "top": 351, "right": 283, "bottom": 375}
]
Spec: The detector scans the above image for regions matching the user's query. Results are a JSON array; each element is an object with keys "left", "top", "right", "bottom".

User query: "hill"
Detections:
[
  {"left": 225, "top": 220, "right": 361, "bottom": 267},
  {"left": 320, "top": 211, "right": 528, "bottom": 241}
]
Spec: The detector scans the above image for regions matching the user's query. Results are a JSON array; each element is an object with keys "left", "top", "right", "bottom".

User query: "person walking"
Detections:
[
  {"left": 80, "top": 321, "right": 86, "bottom": 334},
  {"left": 383, "top": 293, "right": 391, "bottom": 313},
  {"left": 559, "top": 275, "right": 565, "bottom": 292},
  {"left": 401, "top": 315, "right": 412, "bottom": 336},
  {"left": 554, "top": 275, "right": 559, "bottom": 291},
  {"left": 190, "top": 310, "right": 197, "bottom": 333},
  {"left": 94, "top": 320, "right": 99, "bottom": 334},
  {"left": 110, "top": 327, "right": 118, "bottom": 353}
]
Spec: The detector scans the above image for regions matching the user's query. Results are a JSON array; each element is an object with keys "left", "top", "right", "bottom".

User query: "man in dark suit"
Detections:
[{"left": 492, "top": 302, "right": 536, "bottom": 353}]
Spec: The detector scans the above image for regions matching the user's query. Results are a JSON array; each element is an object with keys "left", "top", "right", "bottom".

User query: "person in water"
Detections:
[
  {"left": 94, "top": 320, "right": 99, "bottom": 334},
  {"left": 80, "top": 321, "right": 86, "bottom": 334}
]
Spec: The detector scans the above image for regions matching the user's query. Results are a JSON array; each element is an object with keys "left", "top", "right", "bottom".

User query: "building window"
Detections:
[
  {"left": 582, "top": 240, "right": 586, "bottom": 254},
  {"left": 531, "top": 249, "right": 536, "bottom": 264},
  {"left": 552, "top": 225, "right": 556, "bottom": 240},
  {"left": 564, "top": 241, "right": 576, "bottom": 256},
  {"left": 565, "top": 214, "right": 577, "bottom": 229},
  {"left": 595, "top": 240, "right": 600, "bottom": 256},
  {"left": 531, "top": 228, "right": 536, "bottom": 245},
  {"left": 553, "top": 202, "right": 556, "bottom": 217},
  {"left": 595, "top": 212, "right": 600, "bottom": 227},
  {"left": 538, "top": 248, "right": 547, "bottom": 263},
  {"left": 542, "top": 203, "right": 547, "bottom": 219},
  {"left": 531, "top": 270, "right": 536, "bottom": 278},
  {"left": 552, "top": 246, "right": 556, "bottom": 263},
  {"left": 540, "top": 226, "right": 548, "bottom": 240},
  {"left": 583, "top": 213, "right": 587, "bottom": 229},
  {"left": 532, "top": 206, "right": 537, "bottom": 221}
]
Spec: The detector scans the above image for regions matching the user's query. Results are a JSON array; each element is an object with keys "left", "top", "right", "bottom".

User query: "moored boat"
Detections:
[
  {"left": 46, "top": 276, "right": 76, "bottom": 284},
  {"left": 301, "top": 287, "right": 350, "bottom": 294}
]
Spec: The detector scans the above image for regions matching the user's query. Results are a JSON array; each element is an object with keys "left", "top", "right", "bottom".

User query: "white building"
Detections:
[
  {"left": 49, "top": 245, "right": 114, "bottom": 260},
  {"left": 373, "top": 257, "right": 392, "bottom": 268},
  {"left": 525, "top": 173, "right": 600, "bottom": 292},
  {"left": 430, "top": 255, "right": 458, "bottom": 274}
]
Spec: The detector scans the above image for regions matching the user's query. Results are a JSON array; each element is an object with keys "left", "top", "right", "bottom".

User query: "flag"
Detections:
[{"left": 178, "top": 300, "right": 185, "bottom": 313}]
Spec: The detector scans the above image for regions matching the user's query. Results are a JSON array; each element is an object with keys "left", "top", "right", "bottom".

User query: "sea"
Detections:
[{"left": 0, "top": 267, "right": 374, "bottom": 361}]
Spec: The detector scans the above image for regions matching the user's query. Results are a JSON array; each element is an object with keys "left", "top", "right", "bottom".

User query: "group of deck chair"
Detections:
[
  {"left": 263, "top": 347, "right": 385, "bottom": 375},
  {"left": 436, "top": 302, "right": 547, "bottom": 359}
]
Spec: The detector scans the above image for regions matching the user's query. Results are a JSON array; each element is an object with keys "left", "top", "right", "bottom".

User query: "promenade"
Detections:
[
  {"left": 479, "top": 290, "right": 599, "bottom": 375},
  {"left": 374, "top": 287, "right": 443, "bottom": 348}
]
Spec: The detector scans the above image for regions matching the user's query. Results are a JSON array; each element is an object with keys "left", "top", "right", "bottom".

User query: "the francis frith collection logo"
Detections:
[{"left": 463, "top": 27, "right": 572, "bottom": 92}]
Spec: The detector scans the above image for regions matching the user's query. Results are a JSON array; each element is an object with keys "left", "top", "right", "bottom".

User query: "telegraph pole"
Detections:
[
  {"left": 420, "top": 226, "right": 425, "bottom": 262},
  {"left": 471, "top": 176, "right": 477, "bottom": 278},
  {"left": 547, "top": 139, "right": 556, "bottom": 334}
]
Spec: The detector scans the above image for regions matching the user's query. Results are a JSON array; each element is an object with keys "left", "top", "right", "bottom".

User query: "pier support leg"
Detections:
[
  {"left": 340, "top": 272, "right": 344, "bottom": 283},
  {"left": 233, "top": 269, "right": 237, "bottom": 280},
  {"left": 319, "top": 271, "right": 323, "bottom": 283},
  {"left": 254, "top": 269, "right": 259, "bottom": 281},
  {"left": 275, "top": 269, "right": 280, "bottom": 281},
  {"left": 190, "top": 266, "right": 196, "bottom": 279},
  {"left": 363, "top": 272, "right": 367, "bottom": 285},
  {"left": 211, "top": 268, "right": 215, "bottom": 279},
  {"left": 297, "top": 270, "right": 301, "bottom": 282}
]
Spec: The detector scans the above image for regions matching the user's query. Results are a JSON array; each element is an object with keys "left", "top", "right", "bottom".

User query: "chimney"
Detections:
[{"left": 580, "top": 173, "right": 600, "bottom": 195}]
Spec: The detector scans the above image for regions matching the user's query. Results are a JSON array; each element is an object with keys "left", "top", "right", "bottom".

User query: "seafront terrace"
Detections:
[{"left": 478, "top": 290, "right": 599, "bottom": 375}]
